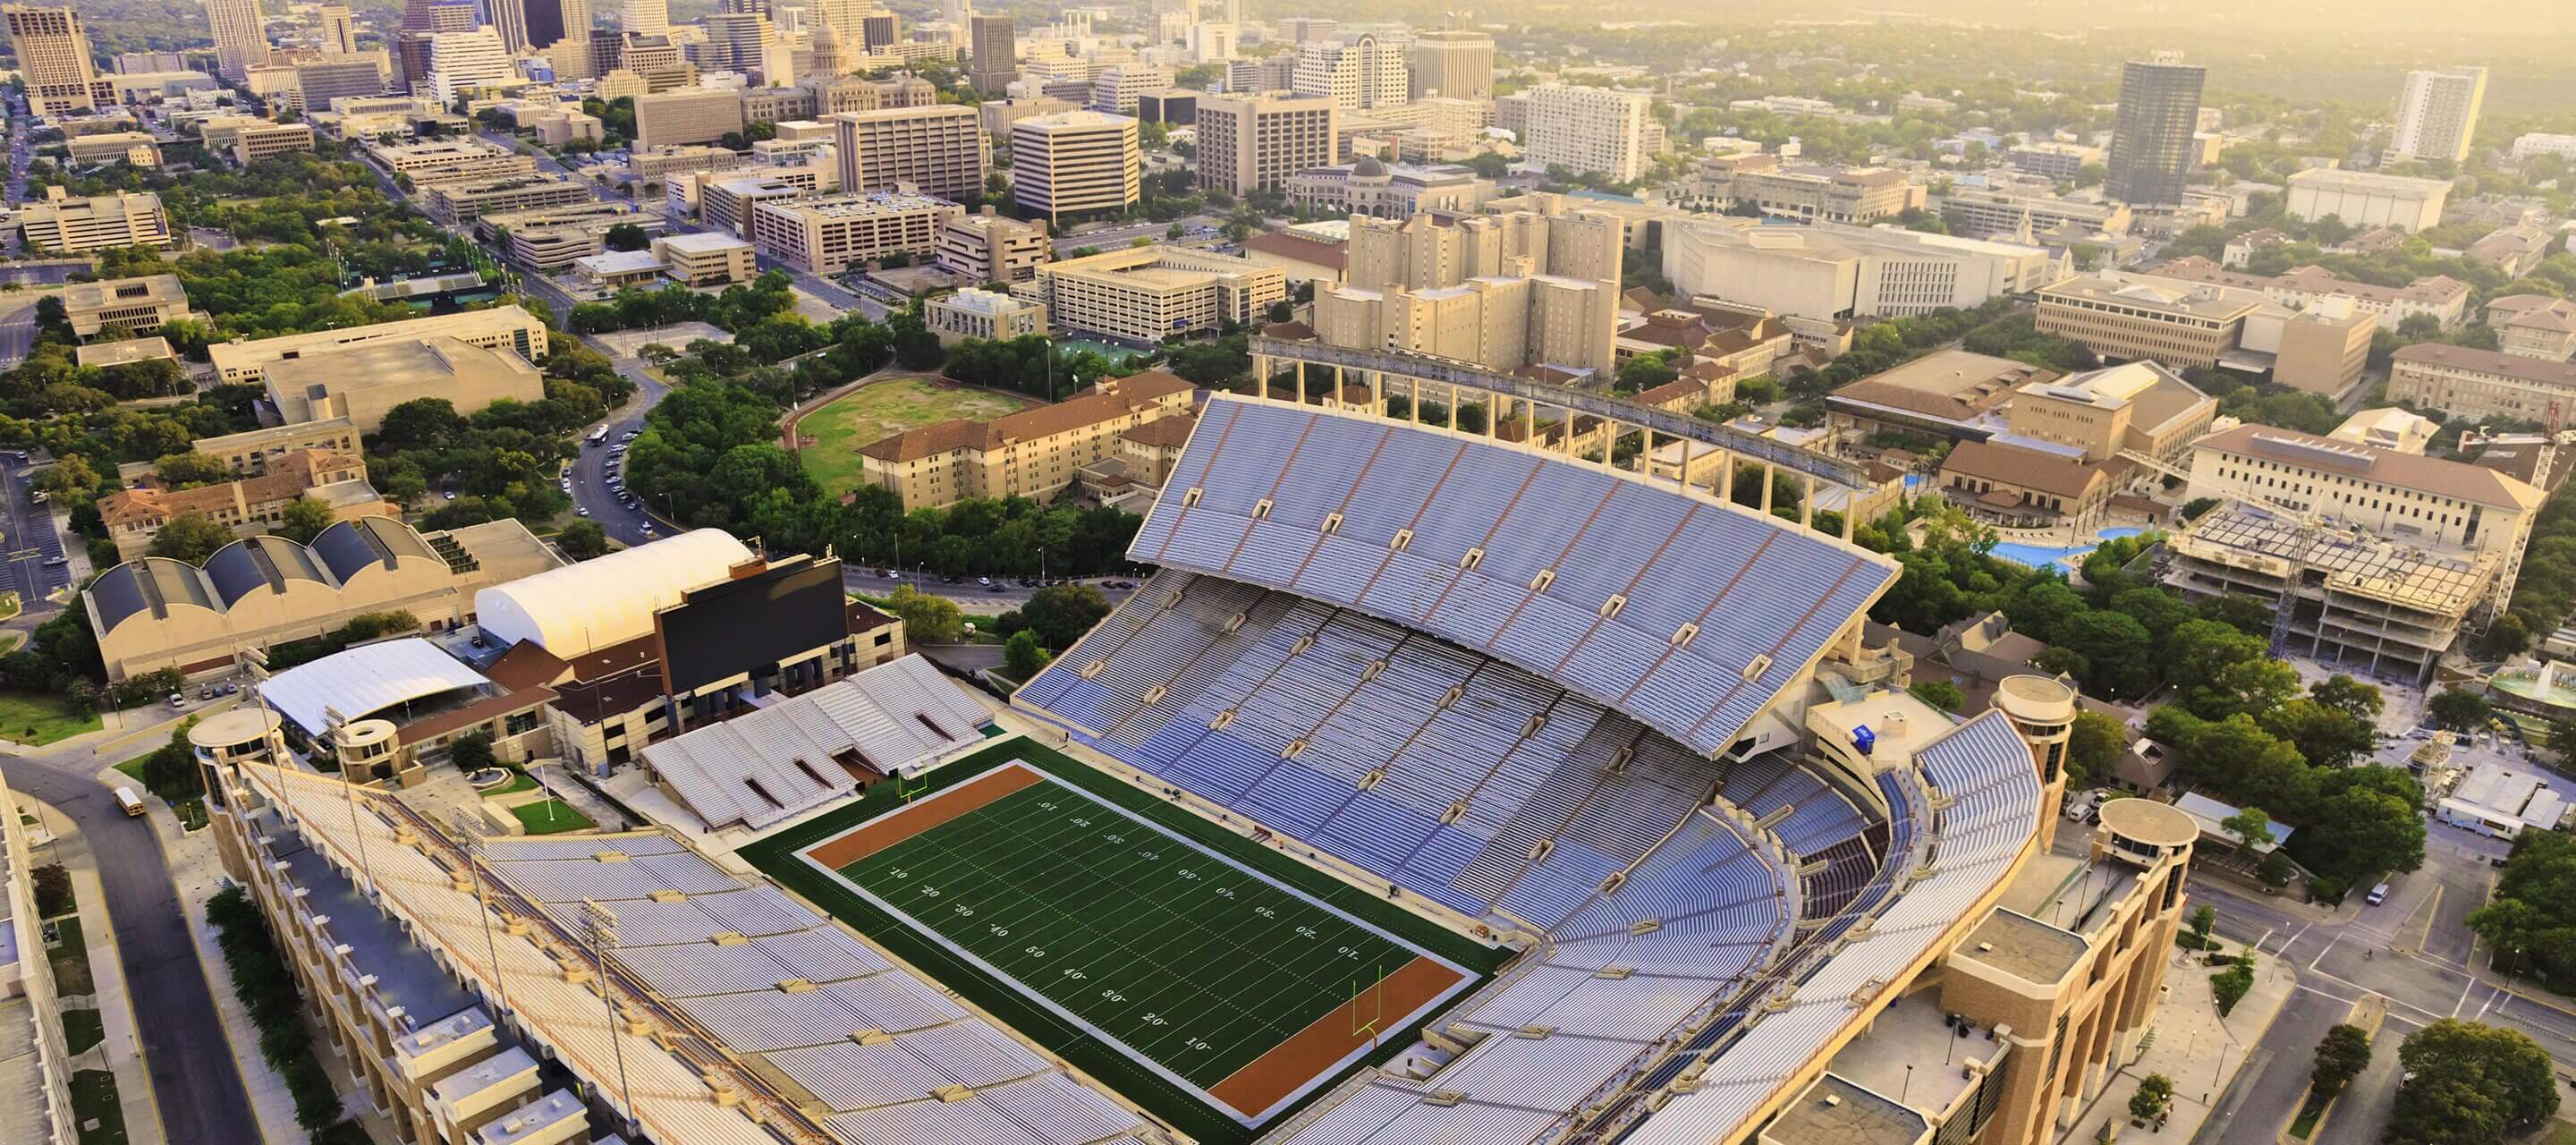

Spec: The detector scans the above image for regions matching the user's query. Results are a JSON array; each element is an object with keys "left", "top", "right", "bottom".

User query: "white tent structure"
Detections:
[
  {"left": 258, "top": 637, "right": 493, "bottom": 736},
  {"left": 474, "top": 529, "right": 752, "bottom": 657}
]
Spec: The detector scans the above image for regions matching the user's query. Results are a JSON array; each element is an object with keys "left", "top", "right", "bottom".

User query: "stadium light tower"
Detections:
[
  {"left": 447, "top": 813, "right": 513, "bottom": 1020},
  {"left": 580, "top": 897, "right": 637, "bottom": 1133}
]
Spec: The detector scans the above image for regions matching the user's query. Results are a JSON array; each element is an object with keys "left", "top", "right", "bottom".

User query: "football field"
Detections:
[{"left": 795, "top": 761, "right": 1474, "bottom": 1124}]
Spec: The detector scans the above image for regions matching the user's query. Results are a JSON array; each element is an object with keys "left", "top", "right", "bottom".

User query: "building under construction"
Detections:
[{"left": 2160, "top": 502, "right": 2499, "bottom": 685}]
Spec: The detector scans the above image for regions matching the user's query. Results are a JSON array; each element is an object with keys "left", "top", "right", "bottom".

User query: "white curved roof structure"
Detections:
[
  {"left": 473, "top": 529, "right": 753, "bottom": 657},
  {"left": 259, "top": 637, "right": 492, "bottom": 736}
]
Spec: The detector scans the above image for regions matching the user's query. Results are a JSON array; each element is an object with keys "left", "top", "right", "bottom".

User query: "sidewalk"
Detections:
[
  {"left": 2061, "top": 946, "right": 2295, "bottom": 1145},
  {"left": 35, "top": 802, "right": 167, "bottom": 1145}
]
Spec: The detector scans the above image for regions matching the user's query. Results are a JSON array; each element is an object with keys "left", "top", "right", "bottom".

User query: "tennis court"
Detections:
[{"left": 794, "top": 760, "right": 1474, "bottom": 1124}]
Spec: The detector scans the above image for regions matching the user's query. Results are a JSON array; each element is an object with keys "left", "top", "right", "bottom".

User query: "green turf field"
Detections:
[
  {"left": 825, "top": 767, "right": 1427, "bottom": 1095},
  {"left": 741, "top": 739, "right": 1511, "bottom": 1145}
]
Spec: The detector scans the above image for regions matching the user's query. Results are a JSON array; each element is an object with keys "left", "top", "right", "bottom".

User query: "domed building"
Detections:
[{"left": 1286, "top": 156, "right": 1490, "bottom": 219}]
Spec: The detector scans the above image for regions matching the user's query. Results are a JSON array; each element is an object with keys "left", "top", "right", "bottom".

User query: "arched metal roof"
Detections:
[
  {"left": 257, "top": 637, "right": 491, "bottom": 736},
  {"left": 472, "top": 529, "right": 753, "bottom": 658}
]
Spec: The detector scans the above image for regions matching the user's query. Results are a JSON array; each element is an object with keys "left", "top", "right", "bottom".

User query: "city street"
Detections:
[
  {"left": 4, "top": 739, "right": 265, "bottom": 1145},
  {"left": 0, "top": 454, "right": 73, "bottom": 609},
  {"left": 564, "top": 353, "right": 672, "bottom": 547}
]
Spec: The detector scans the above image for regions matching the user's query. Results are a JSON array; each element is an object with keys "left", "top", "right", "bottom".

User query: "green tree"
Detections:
[
  {"left": 2212, "top": 952, "right": 2256, "bottom": 1015},
  {"left": 2466, "top": 830, "right": 2576, "bottom": 983},
  {"left": 274, "top": 496, "right": 335, "bottom": 544},
  {"left": 138, "top": 717, "right": 205, "bottom": 802},
  {"left": 2309, "top": 1023, "right": 2371, "bottom": 1100},
  {"left": 885, "top": 584, "right": 965, "bottom": 643},
  {"left": 1907, "top": 678, "right": 1966, "bottom": 713},
  {"left": 2426, "top": 687, "right": 2491, "bottom": 731},
  {"left": 556, "top": 520, "right": 609, "bottom": 559},
  {"left": 2297, "top": 768, "right": 2425, "bottom": 879},
  {"left": 1004, "top": 629, "right": 1051, "bottom": 680},
  {"left": 1615, "top": 352, "right": 1679, "bottom": 393},
  {"left": 151, "top": 512, "right": 233, "bottom": 562},
  {"left": 154, "top": 451, "right": 231, "bottom": 488},
  {"left": 2389, "top": 1021, "right": 2559, "bottom": 1145},
  {"left": 604, "top": 222, "right": 650, "bottom": 251},
  {"left": 2220, "top": 805, "right": 2275, "bottom": 861},
  {"left": 1017, "top": 583, "right": 1111, "bottom": 650},
  {"left": 446, "top": 732, "right": 496, "bottom": 771},
  {"left": 2187, "top": 904, "right": 2216, "bottom": 948},
  {"left": 2066, "top": 708, "right": 2127, "bottom": 788},
  {"left": 2128, "top": 1074, "right": 2174, "bottom": 1123}
]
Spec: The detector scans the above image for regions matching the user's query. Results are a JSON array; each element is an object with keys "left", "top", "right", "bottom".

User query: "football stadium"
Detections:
[{"left": 198, "top": 347, "right": 2203, "bottom": 1145}]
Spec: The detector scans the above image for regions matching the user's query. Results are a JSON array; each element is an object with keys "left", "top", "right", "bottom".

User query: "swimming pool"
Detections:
[{"left": 1989, "top": 527, "right": 2146, "bottom": 572}]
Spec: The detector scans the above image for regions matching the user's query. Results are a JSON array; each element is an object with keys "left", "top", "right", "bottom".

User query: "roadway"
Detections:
[
  {"left": 4, "top": 740, "right": 266, "bottom": 1145},
  {"left": 2185, "top": 817, "right": 2576, "bottom": 1145},
  {"left": 0, "top": 454, "right": 73, "bottom": 607}
]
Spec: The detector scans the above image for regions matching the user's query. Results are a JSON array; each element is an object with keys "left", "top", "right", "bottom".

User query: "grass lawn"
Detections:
[
  {"left": 48, "top": 918, "right": 93, "bottom": 997},
  {"left": 0, "top": 690, "right": 101, "bottom": 746},
  {"left": 796, "top": 376, "right": 1034, "bottom": 493},
  {"left": 61, "top": 1007, "right": 103, "bottom": 1055},
  {"left": 2527, "top": 1123, "right": 2576, "bottom": 1145},
  {"left": 70, "top": 1068, "right": 125, "bottom": 1145},
  {"left": 510, "top": 800, "right": 594, "bottom": 835},
  {"left": 490, "top": 770, "right": 539, "bottom": 795}
]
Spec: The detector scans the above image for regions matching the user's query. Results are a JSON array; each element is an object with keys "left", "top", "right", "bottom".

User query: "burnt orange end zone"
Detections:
[
  {"left": 802, "top": 765, "right": 1046, "bottom": 869},
  {"left": 1207, "top": 955, "right": 1466, "bottom": 1118}
]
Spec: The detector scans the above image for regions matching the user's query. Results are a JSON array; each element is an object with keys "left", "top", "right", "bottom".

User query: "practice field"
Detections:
[
  {"left": 795, "top": 761, "right": 1474, "bottom": 1124},
  {"left": 793, "top": 376, "right": 1035, "bottom": 492}
]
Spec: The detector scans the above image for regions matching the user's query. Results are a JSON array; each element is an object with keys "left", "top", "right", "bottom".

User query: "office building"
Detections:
[
  {"left": 2509, "top": 132, "right": 2576, "bottom": 161},
  {"left": 2006, "top": 140, "right": 2105, "bottom": 181},
  {"left": 1030, "top": 245, "right": 1285, "bottom": 343},
  {"left": 98, "top": 449, "right": 394, "bottom": 562},
  {"left": 425, "top": 28, "right": 512, "bottom": 104},
  {"left": 702, "top": 12, "right": 792, "bottom": 86},
  {"left": 1825, "top": 350, "right": 2059, "bottom": 448},
  {"left": 2032, "top": 276, "right": 2255, "bottom": 369},
  {"left": 2387, "top": 66, "right": 2487, "bottom": 165},
  {"left": 2485, "top": 294, "right": 2576, "bottom": 363},
  {"left": 1665, "top": 218, "right": 2061, "bottom": 322},
  {"left": 1407, "top": 29, "right": 1492, "bottom": 101},
  {"left": 113, "top": 49, "right": 187, "bottom": 73},
  {"left": 232, "top": 122, "right": 317, "bottom": 164},
  {"left": 265, "top": 336, "right": 547, "bottom": 433},
  {"left": 1136, "top": 89, "right": 1196, "bottom": 126},
  {"left": 15, "top": 188, "right": 174, "bottom": 253},
  {"left": 2283, "top": 168, "right": 2453, "bottom": 233},
  {"left": 935, "top": 206, "right": 1049, "bottom": 283},
  {"left": 65, "top": 131, "right": 161, "bottom": 167},
  {"left": 1011, "top": 110, "right": 1140, "bottom": 222},
  {"left": 205, "top": 0, "right": 271, "bottom": 82},
  {"left": 363, "top": 137, "right": 535, "bottom": 183},
  {"left": 317, "top": 4, "right": 357, "bottom": 53},
  {"left": 60, "top": 274, "right": 190, "bottom": 337},
  {"left": 749, "top": 188, "right": 962, "bottom": 274},
  {"left": 1195, "top": 91, "right": 1335, "bottom": 196},
  {"left": 2003, "top": 360, "right": 2216, "bottom": 466},
  {"left": 2106, "top": 55, "right": 2205, "bottom": 208},
  {"left": 1519, "top": 84, "right": 1656, "bottom": 182},
  {"left": 634, "top": 86, "right": 746, "bottom": 148},
  {"left": 1318, "top": 199, "right": 1626, "bottom": 376},
  {"left": 831, "top": 102, "right": 987, "bottom": 199},
  {"left": 621, "top": 0, "right": 666, "bottom": 34},
  {"left": 209, "top": 306, "right": 548, "bottom": 386},
  {"left": 419, "top": 174, "right": 594, "bottom": 222},
  {"left": 2167, "top": 426, "right": 2541, "bottom": 664},
  {"left": 1685, "top": 154, "right": 1924, "bottom": 224},
  {"left": 292, "top": 59, "right": 385, "bottom": 110},
  {"left": 925, "top": 286, "right": 1046, "bottom": 341},
  {"left": 652, "top": 231, "right": 758, "bottom": 284},
  {"left": 4, "top": 5, "right": 104, "bottom": 115},
  {"left": 1186, "top": 21, "right": 1237, "bottom": 64},
  {"left": 701, "top": 174, "right": 810, "bottom": 236},
  {"left": 1226, "top": 52, "right": 1298, "bottom": 94},
  {"left": 2131, "top": 256, "right": 2470, "bottom": 332},
  {"left": 483, "top": 201, "right": 659, "bottom": 271},
  {"left": 1293, "top": 33, "right": 1405, "bottom": 111},
  {"left": 1937, "top": 185, "right": 2131, "bottom": 240},
  {"left": 968, "top": 13, "right": 1015, "bottom": 89},
  {"left": 1088, "top": 63, "right": 1174, "bottom": 114},
  {"left": 860, "top": 371, "right": 1194, "bottom": 506},
  {"left": 2389, "top": 344, "right": 2576, "bottom": 428},
  {"left": 86, "top": 516, "right": 559, "bottom": 681}
]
